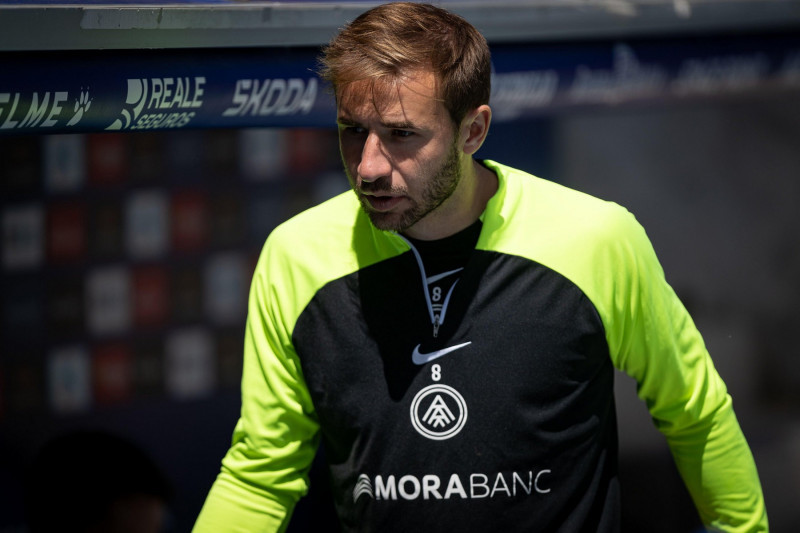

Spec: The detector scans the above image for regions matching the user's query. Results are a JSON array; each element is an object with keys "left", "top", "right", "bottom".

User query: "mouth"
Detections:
[{"left": 362, "top": 193, "right": 405, "bottom": 212}]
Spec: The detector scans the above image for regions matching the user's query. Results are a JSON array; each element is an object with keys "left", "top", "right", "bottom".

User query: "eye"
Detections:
[
  {"left": 338, "top": 124, "right": 366, "bottom": 136},
  {"left": 391, "top": 129, "right": 414, "bottom": 138}
]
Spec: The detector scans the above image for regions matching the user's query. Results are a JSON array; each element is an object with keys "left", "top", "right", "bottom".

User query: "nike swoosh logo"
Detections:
[
  {"left": 412, "top": 341, "right": 472, "bottom": 365},
  {"left": 426, "top": 267, "right": 463, "bottom": 285}
]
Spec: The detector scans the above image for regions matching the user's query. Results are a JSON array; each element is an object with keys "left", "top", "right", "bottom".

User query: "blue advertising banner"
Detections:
[
  {"left": 0, "top": 47, "right": 330, "bottom": 134},
  {"left": 489, "top": 32, "right": 800, "bottom": 121},
  {"left": 1, "top": 32, "right": 799, "bottom": 135}
]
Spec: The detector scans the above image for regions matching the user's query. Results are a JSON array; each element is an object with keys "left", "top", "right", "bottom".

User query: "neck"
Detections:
[{"left": 402, "top": 158, "right": 498, "bottom": 241}]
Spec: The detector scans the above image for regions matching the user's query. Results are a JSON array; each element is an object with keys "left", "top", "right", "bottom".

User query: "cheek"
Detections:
[{"left": 408, "top": 147, "right": 447, "bottom": 183}]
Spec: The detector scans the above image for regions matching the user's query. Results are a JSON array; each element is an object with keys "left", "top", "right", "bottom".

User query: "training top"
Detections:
[{"left": 193, "top": 160, "right": 768, "bottom": 532}]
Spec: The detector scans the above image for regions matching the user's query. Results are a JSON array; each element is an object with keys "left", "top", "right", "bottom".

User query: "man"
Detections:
[{"left": 194, "top": 3, "right": 767, "bottom": 531}]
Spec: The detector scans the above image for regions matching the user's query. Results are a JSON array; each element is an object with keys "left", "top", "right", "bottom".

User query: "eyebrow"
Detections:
[
  {"left": 336, "top": 117, "right": 358, "bottom": 127},
  {"left": 336, "top": 116, "right": 417, "bottom": 130},
  {"left": 383, "top": 120, "right": 416, "bottom": 130}
]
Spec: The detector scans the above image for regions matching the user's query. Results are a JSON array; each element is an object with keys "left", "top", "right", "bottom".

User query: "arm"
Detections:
[
  {"left": 601, "top": 209, "right": 768, "bottom": 532},
  {"left": 194, "top": 242, "right": 320, "bottom": 533}
]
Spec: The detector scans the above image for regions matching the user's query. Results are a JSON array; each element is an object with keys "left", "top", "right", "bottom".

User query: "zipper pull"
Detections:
[{"left": 433, "top": 315, "right": 440, "bottom": 338}]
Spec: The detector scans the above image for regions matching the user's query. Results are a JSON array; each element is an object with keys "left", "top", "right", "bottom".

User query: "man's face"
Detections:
[{"left": 337, "top": 71, "right": 464, "bottom": 236}]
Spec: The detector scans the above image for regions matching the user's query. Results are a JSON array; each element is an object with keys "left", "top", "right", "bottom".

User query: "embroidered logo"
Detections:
[
  {"left": 411, "top": 341, "right": 471, "bottom": 365},
  {"left": 410, "top": 384, "right": 468, "bottom": 440}
]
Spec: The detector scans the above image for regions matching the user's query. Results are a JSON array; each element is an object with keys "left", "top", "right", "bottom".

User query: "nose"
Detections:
[{"left": 357, "top": 132, "right": 391, "bottom": 183}]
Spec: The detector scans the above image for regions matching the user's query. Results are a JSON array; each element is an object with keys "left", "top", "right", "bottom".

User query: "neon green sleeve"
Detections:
[
  {"left": 193, "top": 230, "right": 321, "bottom": 533},
  {"left": 481, "top": 162, "right": 768, "bottom": 531},
  {"left": 592, "top": 207, "right": 768, "bottom": 532},
  {"left": 193, "top": 191, "right": 396, "bottom": 533}
]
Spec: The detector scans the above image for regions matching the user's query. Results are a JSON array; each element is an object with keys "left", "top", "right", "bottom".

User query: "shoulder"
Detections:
[
  {"left": 247, "top": 192, "right": 365, "bottom": 331},
  {"left": 480, "top": 160, "right": 644, "bottom": 260},
  {"left": 257, "top": 190, "right": 407, "bottom": 291},
  {"left": 267, "top": 191, "right": 361, "bottom": 249},
  {"left": 480, "top": 161, "right": 661, "bottom": 323},
  {"left": 257, "top": 191, "right": 361, "bottom": 283}
]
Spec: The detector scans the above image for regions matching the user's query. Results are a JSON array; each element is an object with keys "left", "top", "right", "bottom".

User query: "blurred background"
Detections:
[{"left": 2, "top": 1, "right": 800, "bottom": 532}]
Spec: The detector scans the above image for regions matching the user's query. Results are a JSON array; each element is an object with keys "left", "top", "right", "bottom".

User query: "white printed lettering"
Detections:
[
  {"left": 19, "top": 92, "right": 49, "bottom": 128},
  {"left": 223, "top": 78, "right": 317, "bottom": 117},
  {"left": 362, "top": 469, "right": 552, "bottom": 502},
  {"left": 277, "top": 78, "right": 310, "bottom": 115},
  {"left": 444, "top": 473, "right": 467, "bottom": 499},
  {"left": 1, "top": 93, "right": 20, "bottom": 129},
  {"left": 149, "top": 78, "right": 164, "bottom": 109},
  {"left": 491, "top": 472, "right": 511, "bottom": 498},
  {"left": 260, "top": 78, "right": 286, "bottom": 115},
  {"left": 513, "top": 471, "right": 532, "bottom": 496},
  {"left": 43, "top": 91, "right": 67, "bottom": 127},
  {"left": 191, "top": 77, "right": 205, "bottom": 108},
  {"left": 223, "top": 79, "right": 251, "bottom": 116},
  {"left": 431, "top": 363, "right": 441, "bottom": 382},
  {"left": 131, "top": 111, "right": 195, "bottom": 130},
  {"left": 143, "top": 77, "right": 204, "bottom": 112},
  {"left": 243, "top": 79, "right": 267, "bottom": 115},
  {"left": 535, "top": 469, "right": 551, "bottom": 494},
  {"left": 172, "top": 77, "right": 186, "bottom": 108},
  {"left": 374, "top": 475, "right": 396, "bottom": 500},
  {"left": 0, "top": 91, "right": 76, "bottom": 130},
  {"left": 470, "top": 473, "right": 490, "bottom": 498},
  {"left": 398, "top": 475, "right": 420, "bottom": 500},
  {"left": 672, "top": 54, "right": 770, "bottom": 95},
  {"left": 422, "top": 475, "right": 442, "bottom": 500},
  {"left": 160, "top": 78, "right": 174, "bottom": 109},
  {"left": 568, "top": 44, "right": 668, "bottom": 104},
  {"left": 491, "top": 70, "right": 559, "bottom": 119}
]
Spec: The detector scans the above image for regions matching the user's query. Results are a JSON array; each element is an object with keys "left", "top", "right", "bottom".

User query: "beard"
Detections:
[{"left": 345, "top": 140, "right": 462, "bottom": 234}]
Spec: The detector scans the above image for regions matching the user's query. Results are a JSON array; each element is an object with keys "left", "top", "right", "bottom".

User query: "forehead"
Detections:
[{"left": 337, "top": 70, "right": 447, "bottom": 124}]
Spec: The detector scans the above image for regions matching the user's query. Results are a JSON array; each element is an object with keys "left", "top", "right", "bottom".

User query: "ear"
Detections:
[{"left": 460, "top": 104, "right": 492, "bottom": 156}]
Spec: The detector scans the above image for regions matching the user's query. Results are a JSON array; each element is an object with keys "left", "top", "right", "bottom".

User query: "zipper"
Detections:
[{"left": 398, "top": 235, "right": 461, "bottom": 338}]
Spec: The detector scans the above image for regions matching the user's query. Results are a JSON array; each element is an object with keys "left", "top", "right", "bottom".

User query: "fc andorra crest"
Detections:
[{"left": 410, "top": 384, "right": 467, "bottom": 440}]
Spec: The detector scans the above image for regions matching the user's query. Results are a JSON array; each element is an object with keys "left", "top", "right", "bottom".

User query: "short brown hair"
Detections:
[{"left": 318, "top": 2, "right": 491, "bottom": 126}]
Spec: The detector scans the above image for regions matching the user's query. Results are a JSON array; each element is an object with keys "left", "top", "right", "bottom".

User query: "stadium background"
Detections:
[{"left": 1, "top": 1, "right": 799, "bottom": 531}]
